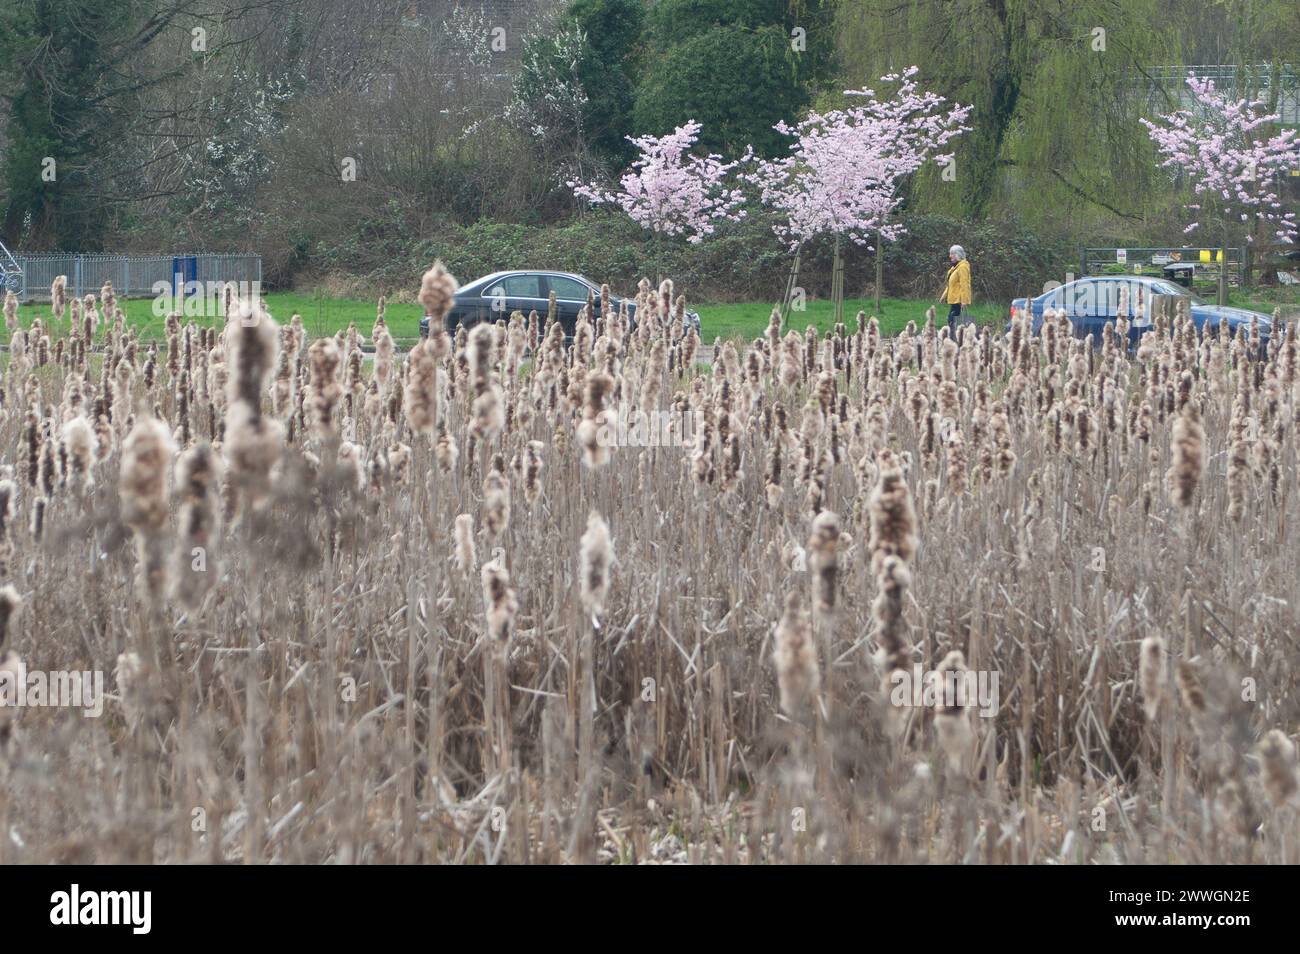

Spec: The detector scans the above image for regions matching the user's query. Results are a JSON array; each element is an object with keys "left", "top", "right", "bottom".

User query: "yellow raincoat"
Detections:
[{"left": 944, "top": 259, "right": 972, "bottom": 306}]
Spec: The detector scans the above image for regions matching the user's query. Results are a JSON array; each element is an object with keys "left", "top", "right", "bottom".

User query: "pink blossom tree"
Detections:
[
  {"left": 569, "top": 120, "right": 746, "bottom": 281},
  {"left": 745, "top": 67, "right": 969, "bottom": 319},
  {"left": 1142, "top": 75, "right": 1299, "bottom": 305}
]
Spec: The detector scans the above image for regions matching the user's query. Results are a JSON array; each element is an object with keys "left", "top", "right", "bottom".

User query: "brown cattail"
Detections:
[
  {"left": 272, "top": 343, "right": 295, "bottom": 420},
  {"left": 807, "top": 510, "right": 839, "bottom": 616},
  {"left": 467, "top": 324, "right": 504, "bottom": 442},
  {"left": 418, "top": 261, "right": 458, "bottom": 330},
  {"left": 388, "top": 442, "right": 411, "bottom": 486},
  {"left": 868, "top": 467, "right": 917, "bottom": 576},
  {"left": 1257, "top": 729, "right": 1298, "bottom": 807},
  {"left": 1139, "top": 634, "right": 1166, "bottom": 722},
  {"left": 481, "top": 557, "right": 517, "bottom": 652},
  {"left": 522, "top": 440, "right": 544, "bottom": 503},
  {"left": 934, "top": 649, "right": 975, "bottom": 775},
  {"left": 172, "top": 443, "right": 219, "bottom": 609},
  {"left": 1165, "top": 403, "right": 1203, "bottom": 509},
  {"left": 454, "top": 514, "right": 477, "bottom": 573},
  {"left": 0, "top": 584, "right": 20, "bottom": 647},
  {"left": 403, "top": 338, "right": 440, "bottom": 436},
  {"left": 579, "top": 510, "right": 612, "bottom": 620},
  {"left": 576, "top": 372, "right": 614, "bottom": 468},
  {"left": 482, "top": 467, "right": 510, "bottom": 537},
  {"left": 51, "top": 275, "right": 67, "bottom": 321},
  {"left": 434, "top": 421, "right": 458, "bottom": 473},
  {"left": 773, "top": 591, "right": 819, "bottom": 715},
  {"left": 120, "top": 416, "right": 176, "bottom": 600},
  {"left": 873, "top": 555, "right": 912, "bottom": 684}
]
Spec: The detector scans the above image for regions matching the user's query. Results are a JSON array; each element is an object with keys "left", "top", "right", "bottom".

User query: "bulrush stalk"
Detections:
[
  {"left": 576, "top": 372, "right": 614, "bottom": 469},
  {"left": 1139, "top": 634, "right": 1166, "bottom": 722},
  {"left": 579, "top": 510, "right": 612, "bottom": 621},
  {"left": 1166, "top": 403, "right": 1203, "bottom": 510},
  {"left": 224, "top": 301, "right": 283, "bottom": 511},
  {"left": 454, "top": 513, "right": 477, "bottom": 574},
  {"left": 172, "top": 443, "right": 220, "bottom": 610},
  {"left": 934, "top": 649, "right": 974, "bottom": 776},
  {"left": 773, "top": 591, "right": 819, "bottom": 716},
  {"left": 120, "top": 416, "right": 176, "bottom": 602}
]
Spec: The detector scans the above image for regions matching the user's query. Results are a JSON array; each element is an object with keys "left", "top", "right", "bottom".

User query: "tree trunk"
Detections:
[
  {"left": 875, "top": 231, "right": 884, "bottom": 316},
  {"left": 780, "top": 245, "right": 802, "bottom": 323},
  {"left": 832, "top": 234, "right": 845, "bottom": 328}
]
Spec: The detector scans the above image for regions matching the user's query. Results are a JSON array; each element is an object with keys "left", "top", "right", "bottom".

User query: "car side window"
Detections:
[
  {"left": 548, "top": 277, "right": 590, "bottom": 301},
  {"left": 483, "top": 276, "right": 543, "bottom": 299},
  {"left": 503, "top": 275, "right": 542, "bottom": 297}
]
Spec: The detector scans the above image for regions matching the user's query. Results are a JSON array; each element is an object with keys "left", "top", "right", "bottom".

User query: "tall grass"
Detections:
[{"left": 0, "top": 278, "right": 1295, "bottom": 864}]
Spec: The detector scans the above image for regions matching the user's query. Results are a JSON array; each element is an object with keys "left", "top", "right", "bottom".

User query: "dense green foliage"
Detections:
[
  {"left": 631, "top": 0, "right": 834, "bottom": 156},
  {"left": 516, "top": 0, "right": 645, "bottom": 167},
  {"left": 304, "top": 210, "right": 1072, "bottom": 305},
  {"left": 0, "top": 0, "right": 139, "bottom": 246},
  {"left": 0, "top": 0, "right": 1295, "bottom": 298},
  {"left": 835, "top": 0, "right": 1300, "bottom": 233},
  {"left": 633, "top": 25, "right": 805, "bottom": 156}
]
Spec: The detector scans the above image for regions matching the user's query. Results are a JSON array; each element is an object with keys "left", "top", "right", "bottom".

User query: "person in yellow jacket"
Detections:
[{"left": 941, "top": 244, "right": 971, "bottom": 331}]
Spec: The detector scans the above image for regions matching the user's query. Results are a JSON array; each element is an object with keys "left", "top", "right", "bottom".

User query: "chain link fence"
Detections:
[{"left": 9, "top": 253, "right": 262, "bottom": 303}]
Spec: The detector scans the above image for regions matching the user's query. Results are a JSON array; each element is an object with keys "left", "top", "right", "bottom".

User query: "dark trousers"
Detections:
[{"left": 947, "top": 303, "right": 963, "bottom": 330}]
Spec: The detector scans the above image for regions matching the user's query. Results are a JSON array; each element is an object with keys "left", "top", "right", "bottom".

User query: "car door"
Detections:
[
  {"left": 544, "top": 275, "right": 595, "bottom": 335},
  {"left": 478, "top": 274, "right": 548, "bottom": 326},
  {"left": 1063, "top": 278, "right": 1116, "bottom": 342}
]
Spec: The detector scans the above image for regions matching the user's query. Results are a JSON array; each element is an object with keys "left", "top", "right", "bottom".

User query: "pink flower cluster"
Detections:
[
  {"left": 1141, "top": 76, "right": 1299, "bottom": 244},
  {"left": 744, "top": 67, "right": 970, "bottom": 249},
  {"left": 569, "top": 121, "right": 746, "bottom": 244}
]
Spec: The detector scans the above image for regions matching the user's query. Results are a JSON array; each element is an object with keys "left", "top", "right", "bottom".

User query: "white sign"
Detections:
[{"left": 1116, "top": 249, "right": 1128, "bottom": 264}]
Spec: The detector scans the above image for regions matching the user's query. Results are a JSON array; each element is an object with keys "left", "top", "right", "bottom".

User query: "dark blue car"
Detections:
[
  {"left": 418, "top": 270, "right": 702, "bottom": 339},
  {"left": 1008, "top": 276, "right": 1272, "bottom": 346}
]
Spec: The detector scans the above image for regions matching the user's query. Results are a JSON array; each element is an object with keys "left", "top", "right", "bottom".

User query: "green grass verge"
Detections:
[
  {"left": 14, "top": 292, "right": 425, "bottom": 343},
  {"left": 13, "top": 288, "right": 1295, "bottom": 345},
  {"left": 695, "top": 298, "right": 1006, "bottom": 340}
]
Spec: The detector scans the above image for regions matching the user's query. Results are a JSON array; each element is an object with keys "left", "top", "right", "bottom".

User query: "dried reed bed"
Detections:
[{"left": 0, "top": 274, "right": 1297, "bottom": 865}]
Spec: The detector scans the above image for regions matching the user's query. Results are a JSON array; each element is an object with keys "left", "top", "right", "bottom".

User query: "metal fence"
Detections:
[
  {"left": 1139, "top": 64, "right": 1300, "bottom": 124},
  {"left": 11, "top": 253, "right": 262, "bottom": 302},
  {"left": 1081, "top": 247, "right": 1246, "bottom": 287}
]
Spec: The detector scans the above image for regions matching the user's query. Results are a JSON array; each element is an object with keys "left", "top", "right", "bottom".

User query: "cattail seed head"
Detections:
[
  {"left": 807, "top": 510, "right": 839, "bottom": 615},
  {"left": 0, "top": 585, "right": 20, "bottom": 647},
  {"left": 1139, "top": 634, "right": 1166, "bottom": 722},
  {"left": 481, "top": 558, "right": 517, "bottom": 652},
  {"left": 1257, "top": 729, "right": 1298, "bottom": 807},
  {"left": 418, "top": 262, "right": 458, "bottom": 329},
  {"left": 579, "top": 510, "right": 613, "bottom": 620},
  {"left": 869, "top": 467, "right": 917, "bottom": 577},
  {"left": 1166, "top": 403, "right": 1203, "bottom": 509},
  {"left": 454, "top": 514, "right": 477, "bottom": 573},
  {"left": 773, "top": 591, "right": 819, "bottom": 716}
]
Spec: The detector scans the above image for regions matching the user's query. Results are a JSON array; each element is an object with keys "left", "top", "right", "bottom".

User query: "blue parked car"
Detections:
[{"left": 1008, "top": 276, "right": 1272, "bottom": 347}]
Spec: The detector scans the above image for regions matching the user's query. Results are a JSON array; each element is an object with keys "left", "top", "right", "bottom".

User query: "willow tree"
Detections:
[{"left": 834, "top": 0, "right": 1179, "bottom": 227}]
